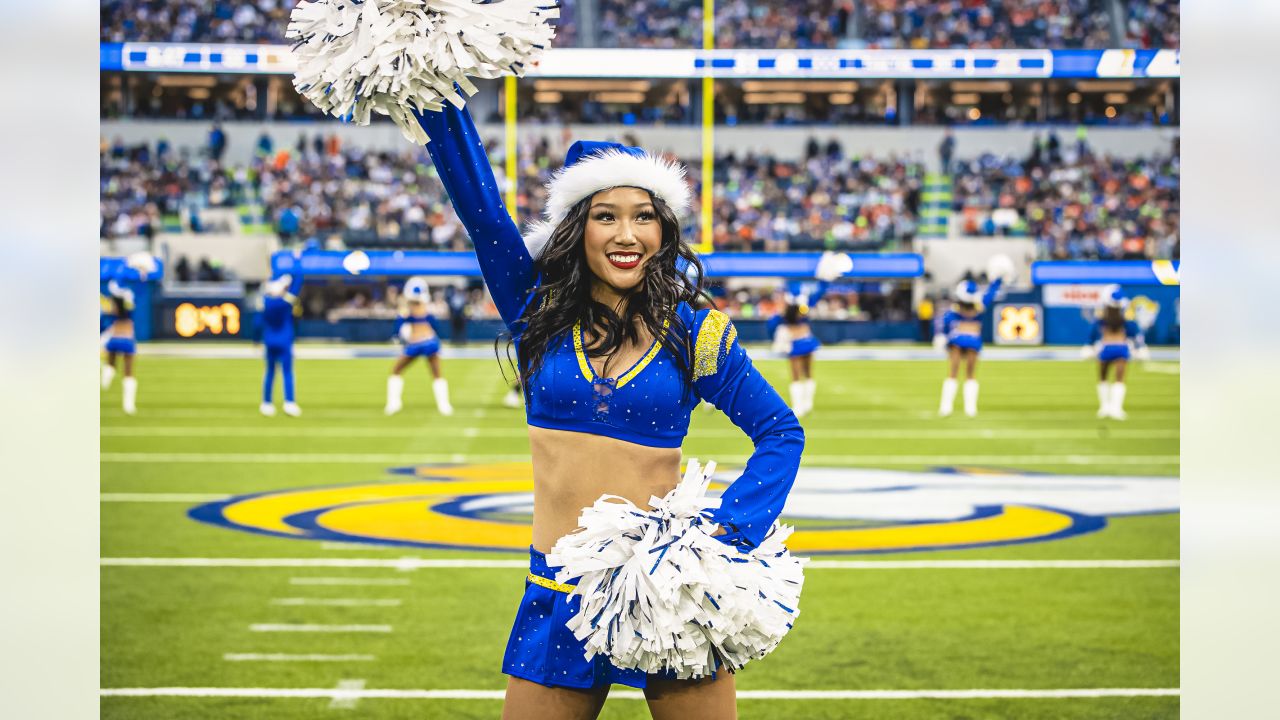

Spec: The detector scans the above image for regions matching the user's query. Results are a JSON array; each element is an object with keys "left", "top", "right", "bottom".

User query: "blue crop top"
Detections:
[
  {"left": 416, "top": 102, "right": 805, "bottom": 549},
  {"left": 1089, "top": 318, "right": 1145, "bottom": 347},
  {"left": 939, "top": 278, "right": 1003, "bottom": 338}
]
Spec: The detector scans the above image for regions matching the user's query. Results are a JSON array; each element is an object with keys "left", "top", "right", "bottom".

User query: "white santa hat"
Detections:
[{"left": 523, "top": 140, "right": 692, "bottom": 261}]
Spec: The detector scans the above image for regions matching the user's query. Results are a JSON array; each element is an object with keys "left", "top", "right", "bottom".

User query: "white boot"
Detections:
[
  {"left": 101, "top": 364, "right": 116, "bottom": 391},
  {"left": 283, "top": 402, "right": 302, "bottom": 417},
  {"left": 122, "top": 377, "right": 137, "bottom": 415},
  {"left": 1110, "top": 383, "right": 1127, "bottom": 420},
  {"left": 790, "top": 381, "right": 806, "bottom": 417},
  {"left": 385, "top": 375, "right": 404, "bottom": 415},
  {"left": 433, "top": 378, "right": 454, "bottom": 416},
  {"left": 1096, "top": 382, "right": 1112, "bottom": 419},
  {"left": 962, "top": 380, "right": 979, "bottom": 418},
  {"left": 939, "top": 378, "right": 958, "bottom": 417},
  {"left": 259, "top": 402, "right": 276, "bottom": 417},
  {"left": 803, "top": 379, "right": 817, "bottom": 415},
  {"left": 503, "top": 388, "right": 522, "bottom": 408}
]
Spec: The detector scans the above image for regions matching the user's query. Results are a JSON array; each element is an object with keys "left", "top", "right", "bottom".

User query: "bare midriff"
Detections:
[
  {"left": 405, "top": 322, "right": 437, "bottom": 344},
  {"left": 1099, "top": 328, "right": 1128, "bottom": 345},
  {"left": 785, "top": 322, "right": 812, "bottom": 339},
  {"left": 954, "top": 319, "right": 982, "bottom": 336},
  {"left": 112, "top": 318, "right": 134, "bottom": 337},
  {"left": 527, "top": 425, "right": 682, "bottom": 553}
]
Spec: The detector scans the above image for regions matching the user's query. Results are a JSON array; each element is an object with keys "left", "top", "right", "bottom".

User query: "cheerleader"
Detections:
[
  {"left": 257, "top": 273, "right": 304, "bottom": 417},
  {"left": 769, "top": 281, "right": 827, "bottom": 418},
  {"left": 1085, "top": 288, "right": 1148, "bottom": 420},
  {"left": 384, "top": 276, "right": 453, "bottom": 416},
  {"left": 935, "top": 277, "right": 1004, "bottom": 417},
  {"left": 414, "top": 101, "right": 805, "bottom": 716},
  {"left": 100, "top": 279, "right": 139, "bottom": 415}
]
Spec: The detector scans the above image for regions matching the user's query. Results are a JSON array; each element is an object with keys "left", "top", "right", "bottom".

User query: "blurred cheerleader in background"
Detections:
[
  {"left": 1084, "top": 286, "right": 1149, "bottom": 420},
  {"left": 101, "top": 253, "right": 157, "bottom": 415},
  {"left": 768, "top": 252, "right": 851, "bottom": 417},
  {"left": 385, "top": 276, "right": 453, "bottom": 416},
  {"left": 934, "top": 275, "right": 1006, "bottom": 418}
]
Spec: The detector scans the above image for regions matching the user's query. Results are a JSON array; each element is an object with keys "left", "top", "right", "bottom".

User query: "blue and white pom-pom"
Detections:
[
  {"left": 287, "top": 0, "right": 559, "bottom": 144},
  {"left": 547, "top": 459, "right": 805, "bottom": 679}
]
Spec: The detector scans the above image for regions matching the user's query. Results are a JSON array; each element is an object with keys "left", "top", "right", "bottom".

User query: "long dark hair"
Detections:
[
  {"left": 1102, "top": 305, "right": 1125, "bottom": 332},
  {"left": 499, "top": 191, "right": 707, "bottom": 391},
  {"left": 783, "top": 303, "right": 804, "bottom": 325}
]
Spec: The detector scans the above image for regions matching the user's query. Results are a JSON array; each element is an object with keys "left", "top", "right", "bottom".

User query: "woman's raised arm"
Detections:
[{"left": 415, "top": 103, "right": 537, "bottom": 329}]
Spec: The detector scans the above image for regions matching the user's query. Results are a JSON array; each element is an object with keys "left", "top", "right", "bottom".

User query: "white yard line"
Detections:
[
  {"left": 101, "top": 426, "right": 1179, "bottom": 440},
  {"left": 100, "top": 687, "right": 1180, "bottom": 700},
  {"left": 249, "top": 624, "right": 392, "bottom": 634},
  {"left": 289, "top": 577, "right": 412, "bottom": 587},
  {"left": 103, "top": 557, "right": 1177, "bottom": 570},
  {"left": 100, "top": 493, "right": 229, "bottom": 503},
  {"left": 101, "top": 452, "right": 1179, "bottom": 466},
  {"left": 99, "top": 408, "right": 1179, "bottom": 421},
  {"left": 330, "top": 680, "right": 366, "bottom": 710},
  {"left": 223, "top": 654, "right": 376, "bottom": 663},
  {"left": 270, "top": 598, "right": 402, "bottom": 607}
]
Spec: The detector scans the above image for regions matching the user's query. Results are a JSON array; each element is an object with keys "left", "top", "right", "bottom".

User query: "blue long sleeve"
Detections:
[
  {"left": 690, "top": 309, "right": 805, "bottom": 549},
  {"left": 1125, "top": 320, "right": 1146, "bottom": 347},
  {"left": 1088, "top": 321, "right": 1102, "bottom": 345},
  {"left": 415, "top": 103, "right": 536, "bottom": 329},
  {"left": 980, "top": 277, "right": 1004, "bottom": 309},
  {"left": 806, "top": 280, "right": 831, "bottom": 306}
]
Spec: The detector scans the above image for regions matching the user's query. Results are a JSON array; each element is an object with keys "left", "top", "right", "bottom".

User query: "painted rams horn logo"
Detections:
[{"left": 190, "top": 464, "right": 1179, "bottom": 554}]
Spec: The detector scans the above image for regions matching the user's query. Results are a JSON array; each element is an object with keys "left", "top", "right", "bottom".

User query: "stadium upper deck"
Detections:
[{"left": 101, "top": 0, "right": 1177, "bottom": 49}]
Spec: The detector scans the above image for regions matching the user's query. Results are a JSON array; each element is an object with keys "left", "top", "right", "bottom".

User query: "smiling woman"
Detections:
[{"left": 414, "top": 101, "right": 806, "bottom": 720}]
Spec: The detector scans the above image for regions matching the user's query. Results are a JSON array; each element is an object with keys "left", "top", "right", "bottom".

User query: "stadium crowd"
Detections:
[
  {"left": 952, "top": 137, "right": 1179, "bottom": 260},
  {"left": 102, "top": 130, "right": 1177, "bottom": 260},
  {"left": 858, "top": 0, "right": 1112, "bottom": 50},
  {"left": 100, "top": 0, "right": 1176, "bottom": 49}
]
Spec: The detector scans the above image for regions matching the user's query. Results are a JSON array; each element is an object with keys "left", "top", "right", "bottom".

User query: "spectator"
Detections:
[
  {"left": 939, "top": 129, "right": 955, "bottom": 175},
  {"left": 209, "top": 123, "right": 226, "bottom": 162}
]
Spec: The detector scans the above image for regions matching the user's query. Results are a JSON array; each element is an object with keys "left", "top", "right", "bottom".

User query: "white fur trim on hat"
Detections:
[{"left": 522, "top": 149, "right": 692, "bottom": 260}]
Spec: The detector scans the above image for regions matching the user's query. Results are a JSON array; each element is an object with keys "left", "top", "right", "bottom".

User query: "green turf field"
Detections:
[{"left": 101, "top": 352, "right": 1179, "bottom": 718}]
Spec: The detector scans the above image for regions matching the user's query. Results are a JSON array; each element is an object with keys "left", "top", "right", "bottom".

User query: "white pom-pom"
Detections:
[
  {"left": 125, "top": 252, "right": 158, "bottom": 277},
  {"left": 548, "top": 459, "right": 805, "bottom": 679},
  {"left": 933, "top": 333, "right": 949, "bottom": 352},
  {"left": 288, "top": 0, "right": 559, "bottom": 144},
  {"left": 1080, "top": 343, "right": 1098, "bottom": 360},
  {"left": 986, "top": 253, "right": 1016, "bottom": 284},
  {"left": 342, "top": 250, "right": 371, "bottom": 275},
  {"left": 814, "top": 251, "right": 853, "bottom": 282}
]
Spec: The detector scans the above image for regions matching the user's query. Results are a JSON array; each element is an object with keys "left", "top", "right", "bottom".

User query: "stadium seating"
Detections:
[
  {"left": 100, "top": 0, "right": 1176, "bottom": 50},
  {"left": 101, "top": 132, "right": 1178, "bottom": 260},
  {"left": 950, "top": 146, "right": 1179, "bottom": 260}
]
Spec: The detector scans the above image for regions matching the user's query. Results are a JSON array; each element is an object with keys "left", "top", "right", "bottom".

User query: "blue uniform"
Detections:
[
  {"left": 939, "top": 279, "right": 1003, "bottom": 352},
  {"left": 1090, "top": 319, "right": 1145, "bottom": 362},
  {"left": 258, "top": 274, "right": 304, "bottom": 403},
  {"left": 768, "top": 281, "right": 827, "bottom": 358},
  {"left": 417, "top": 102, "right": 805, "bottom": 690},
  {"left": 102, "top": 283, "right": 137, "bottom": 355},
  {"left": 396, "top": 311, "right": 442, "bottom": 358}
]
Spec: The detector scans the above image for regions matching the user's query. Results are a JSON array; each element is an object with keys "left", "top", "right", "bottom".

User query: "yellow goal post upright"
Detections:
[
  {"left": 698, "top": 0, "right": 715, "bottom": 255},
  {"left": 504, "top": 74, "right": 519, "bottom": 222}
]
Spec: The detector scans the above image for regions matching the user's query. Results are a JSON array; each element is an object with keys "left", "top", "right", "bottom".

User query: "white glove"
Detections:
[{"left": 398, "top": 322, "right": 413, "bottom": 343}]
